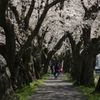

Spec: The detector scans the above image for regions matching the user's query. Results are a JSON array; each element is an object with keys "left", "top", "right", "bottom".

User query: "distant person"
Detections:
[
  {"left": 60, "top": 67, "right": 63, "bottom": 72},
  {"left": 54, "top": 62, "right": 60, "bottom": 79},
  {"left": 58, "top": 63, "right": 63, "bottom": 73},
  {"left": 59, "top": 67, "right": 63, "bottom": 73},
  {"left": 50, "top": 63, "right": 54, "bottom": 74}
]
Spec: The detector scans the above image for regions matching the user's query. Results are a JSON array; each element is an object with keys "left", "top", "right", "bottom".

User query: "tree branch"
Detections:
[
  {"left": 3, "top": 18, "right": 15, "bottom": 69},
  {"left": 0, "top": 0, "right": 8, "bottom": 26},
  {"left": 0, "top": 43, "right": 6, "bottom": 58},
  {"left": 47, "top": 33, "right": 68, "bottom": 59},
  {"left": 81, "top": 0, "right": 100, "bottom": 20},
  {"left": 9, "top": 2, "right": 20, "bottom": 24},
  {"left": 10, "top": 0, "right": 66, "bottom": 82},
  {"left": 15, "top": 0, "right": 66, "bottom": 62},
  {"left": 24, "top": 0, "right": 35, "bottom": 30},
  {"left": 48, "top": 0, "right": 66, "bottom": 9},
  {"left": 15, "top": 35, "right": 22, "bottom": 46},
  {"left": 42, "top": 26, "right": 48, "bottom": 40},
  {"left": 80, "top": 0, "right": 87, "bottom": 12},
  {"left": 67, "top": 32, "right": 76, "bottom": 52}
]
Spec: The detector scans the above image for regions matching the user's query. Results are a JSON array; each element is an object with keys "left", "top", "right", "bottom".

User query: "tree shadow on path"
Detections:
[{"left": 30, "top": 74, "right": 88, "bottom": 100}]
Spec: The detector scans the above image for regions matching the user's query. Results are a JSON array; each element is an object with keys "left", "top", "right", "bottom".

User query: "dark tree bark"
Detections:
[
  {"left": 63, "top": 50, "right": 72, "bottom": 73},
  {"left": 74, "top": 0, "right": 100, "bottom": 86},
  {"left": 24, "top": 0, "right": 35, "bottom": 30},
  {"left": 9, "top": 3, "right": 20, "bottom": 25},
  {"left": 10, "top": 0, "right": 66, "bottom": 87},
  {"left": 16, "top": 45, "right": 36, "bottom": 89},
  {"left": 0, "top": 44, "right": 6, "bottom": 58},
  {"left": 2, "top": 19, "right": 15, "bottom": 75},
  {"left": 0, "top": 0, "right": 17, "bottom": 99},
  {"left": 81, "top": 0, "right": 100, "bottom": 20},
  {"left": 67, "top": 32, "right": 83, "bottom": 84},
  {"left": 0, "top": 0, "right": 8, "bottom": 26},
  {"left": 92, "top": 39, "right": 100, "bottom": 92},
  {"left": 59, "top": 1, "right": 64, "bottom": 10},
  {"left": 0, "top": 0, "right": 66, "bottom": 97},
  {"left": 33, "top": 45, "right": 43, "bottom": 79},
  {"left": 80, "top": 38, "right": 100, "bottom": 86}
]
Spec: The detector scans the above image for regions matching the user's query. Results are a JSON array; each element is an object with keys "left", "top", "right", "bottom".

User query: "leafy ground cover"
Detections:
[{"left": 16, "top": 72, "right": 50, "bottom": 100}]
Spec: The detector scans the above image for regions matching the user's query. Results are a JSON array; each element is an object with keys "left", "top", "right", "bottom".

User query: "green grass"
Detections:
[
  {"left": 65, "top": 73, "right": 76, "bottom": 83},
  {"left": 94, "top": 73, "right": 99, "bottom": 86},
  {"left": 78, "top": 85, "right": 100, "bottom": 100},
  {"left": 16, "top": 73, "right": 50, "bottom": 100},
  {"left": 65, "top": 72, "right": 100, "bottom": 100}
]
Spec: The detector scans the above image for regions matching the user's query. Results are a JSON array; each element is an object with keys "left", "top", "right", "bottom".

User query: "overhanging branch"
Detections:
[
  {"left": 47, "top": 32, "right": 68, "bottom": 59},
  {"left": 9, "top": 2, "right": 20, "bottom": 24},
  {"left": 15, "top": 0, "right": 66, "bottom": 63},
  {"left": 24, "top": 0, "right": 35, "bottom": 30}
]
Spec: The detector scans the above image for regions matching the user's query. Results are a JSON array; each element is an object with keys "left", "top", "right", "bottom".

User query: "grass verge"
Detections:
[
  {"left": 65, "top": 72, "right": 100, "bottom": 100},
  {"left": 78, "top": 85, "right": 100, "bottom": 100},
  {"left": 16, "top": 73, "right": 50, "bottom": 100},
  {"left": 65, "top": 73, "right": 76, "bottom": 83}
]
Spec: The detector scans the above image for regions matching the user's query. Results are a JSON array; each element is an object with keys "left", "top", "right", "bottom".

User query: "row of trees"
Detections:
[
  {"left": 63, "top": 0, "right": 100, "bottom": 93},
  {"left": 0, "top": 0, "right": 67, "bottom": 99},
  {"left": 0, "top": 0, "right": 100, "bottom": 99}
]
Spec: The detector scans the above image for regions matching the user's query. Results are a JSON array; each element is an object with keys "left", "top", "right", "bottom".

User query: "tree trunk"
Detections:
[
  {"left": 83, "top": 54, "right": 95, "bottom": 86},
  {"left": 0, "top": 0, "right": 8, "bottom": 26},
  {"left": 0, "top": 62, "right": 18, "bottom": 100},
  {"left": 33, "top": 47, "right": 42, "bottom": 79},
  {"left": 2, "top": 19, "right": 15, "bottom": 71},
  {"left": 15, "top": 45, "right": 36, "bottom": 89},
  {"left": 80, "top": 38, "right": 99, "bottom": 86},
  {"left": 63, "top": 51, "right": 72, "bottom": 73}
]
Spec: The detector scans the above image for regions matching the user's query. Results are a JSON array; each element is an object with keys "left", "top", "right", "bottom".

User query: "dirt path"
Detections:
[{"left": 30, "top": 74, "right": 88, "bottom": 100}]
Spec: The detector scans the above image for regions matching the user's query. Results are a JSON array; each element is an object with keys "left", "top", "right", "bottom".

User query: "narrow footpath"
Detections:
[{"left": 30, "top": 74, "right": 88, "bottom": 100}]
